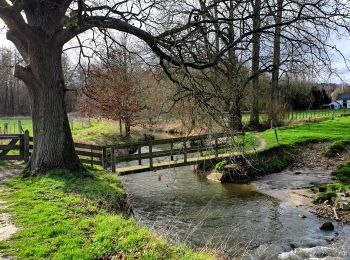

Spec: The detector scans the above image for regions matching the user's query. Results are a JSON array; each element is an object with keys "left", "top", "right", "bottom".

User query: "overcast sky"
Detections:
[{"left": 0, "top": 26, "right": 349, "bottom": 84}]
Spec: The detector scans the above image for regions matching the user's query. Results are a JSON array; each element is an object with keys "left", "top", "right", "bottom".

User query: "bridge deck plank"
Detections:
[{"left": 117, "top": 152, "right": 240, "bottom": 175}]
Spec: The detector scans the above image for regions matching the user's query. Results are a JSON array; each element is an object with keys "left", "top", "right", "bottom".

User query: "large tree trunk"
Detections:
[
  {"left": 249, "top": 0, "right": 262, "bottom": 127},
  {"left": 271, "top": 0, "right": 283, "bottom": 105},
  {"left": 228, "top": 96, "right": 243, "bottom": 131},
  {"left": 19, "top": 45, "right": 82, "bottom": 173}
]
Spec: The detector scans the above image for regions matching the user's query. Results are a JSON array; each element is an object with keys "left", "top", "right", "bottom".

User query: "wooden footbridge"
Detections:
[
  {"left": 0, "top": 132, "right": 245, "bottom": 175},
  {"left": 103, "top": 132, "right": 245, "bottom": 175}
]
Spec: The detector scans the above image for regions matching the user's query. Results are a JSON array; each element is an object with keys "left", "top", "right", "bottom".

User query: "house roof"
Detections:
[{"left": 337, "top": 92, "right": 350, "bottom": 100}]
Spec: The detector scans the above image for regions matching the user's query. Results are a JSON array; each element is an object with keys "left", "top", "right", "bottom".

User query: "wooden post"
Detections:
[
  {"left": 214, "top": 137, "right": 218, "bottom": 159},
  {"left": 200, "top": 138, "right": 203, "bottom": 156},
  {"left": 138, "top": 146, "right": 142, "bottom": 165},
  {"left": 4, "top": 123, "right": 8, "bottom": 134},
  {"left": 170, "top": 142, "right": 174, "bottom": 161},
  {"left": 149, "top": 144, "right": 153, "bottom": 169},
  {"left": 18, "top": 121, "right": 23, "bottom": 133},
  {"left": 183, "top": 141, "right": 187, "bottom": 163},
  {"left": 274, "top": 128, "right": 279, "bottom": 144},
  {"left": 102, "top": 147, "right": 107, "bottom": 170},
  {"left": 111, "top": 146, "right": 116, "bottom": 173},
  {"left": 90, "top": 145, "right": 93, "bottom": 168},
  {"left": 23, "top": 130, "right": 30, "bottom": 162}
]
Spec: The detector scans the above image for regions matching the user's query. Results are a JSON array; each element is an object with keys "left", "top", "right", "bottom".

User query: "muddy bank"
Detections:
[
  {"left": 206, "top": 141, "right": 350, "bottom": 224},
  {"left": 255, "top": 141, "right": 350, "bottom": 224}
]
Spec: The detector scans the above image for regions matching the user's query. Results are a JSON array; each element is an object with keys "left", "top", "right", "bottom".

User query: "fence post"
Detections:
[
  {"left": 149, "top": 144, "right": 153, "bottom": 170},
  {"left": 4, "top": 123, "right": 8, "bottom": 134},
  {"left": 90, "top": 145, "right": 93, "bottom": 168},
  {"left": 170, "top": 142, "right": 174, "bottom": 161},
  {"left": 102, "top": 147, "right": 107, "bottom": 170},
  {"left": 214, "top": 137, "right": 218, "bottom": 159},
  {"left": 183, "top": 141, "right": 187, "bottom": 163},
  {"left": 23, "top": 130, "right": 30, "bottom": 162},
  {"left": 138, "top": 146, "right": 142, "bottom": 165},
  {"left": 111, "top": 146, "right": 116, "bottom": 173},
  {"left": 18, "top": 121, "right": 23, "bottom": 133}
]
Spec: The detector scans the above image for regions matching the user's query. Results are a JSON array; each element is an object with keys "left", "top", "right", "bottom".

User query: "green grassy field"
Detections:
[
  {"left": 0, "top": 169, "right": 212, "bottom": 260},
  {"left": 260, "top": 117, "right": 350, "bottom": 148},
  {"left": 0, "top": 117, "right": 130, "bottom": 144},
  {"left": 259, "top": 117, "right": 350, "bottom": 199}
]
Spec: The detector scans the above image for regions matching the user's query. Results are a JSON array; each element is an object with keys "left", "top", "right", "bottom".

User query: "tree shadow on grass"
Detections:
[{"left": 16, "top": 168, "right": 131, "bottom": 217}]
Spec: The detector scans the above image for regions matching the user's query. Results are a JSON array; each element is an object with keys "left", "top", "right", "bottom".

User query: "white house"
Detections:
[{"left": 330, "top": 92, "right": 350, "bottom": 109}]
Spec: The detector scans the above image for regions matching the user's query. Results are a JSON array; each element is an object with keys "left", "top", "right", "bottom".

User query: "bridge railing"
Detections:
[
  {"left": 103, "top": 132, "right": 244, "bottom": 172},
  {"left": 1, "top": 131, "right": 244, "bottom": 173}
]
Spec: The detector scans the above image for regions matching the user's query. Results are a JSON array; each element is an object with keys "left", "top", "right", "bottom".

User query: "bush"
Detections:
[
  {"left": 215, "top": 160, "right": 227, "bottom": 171},
  {"left": 248, "top": 145, "right": 295, "bottom": 175},
  {"left": 313, "top": 191, "right": 337, "bottom": 204},
  {"left": 266, "top": 102, "right": 291, "bottom": 124},
  {"left": 332, "top": 162, "right": 350, "bottom": 183},
  {"left": 323, "top": 140, "right": 350, "bottom": 157}
]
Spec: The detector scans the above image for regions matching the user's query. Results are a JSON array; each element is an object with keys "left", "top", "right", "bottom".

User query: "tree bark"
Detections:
[
  {"left": 226, "top": 0, "right": 243, "bottom": 131},
  {"left": 119, "top": 118, "right": 123, "bottom": 137},
  {"left": 249, "top": 0, "right": 262, "bottom": 127},
  {"left": 18, "top": 44, "right": 82, "bottom": 173},
  {"left": 229, "top": 98, "right": 243, "bottom": 132},
  {"left": 125, "top": 120, "right": 131, "bottom": 139},
  {"left": 271, "top": 0, "right": 283, "bottom": 105}
]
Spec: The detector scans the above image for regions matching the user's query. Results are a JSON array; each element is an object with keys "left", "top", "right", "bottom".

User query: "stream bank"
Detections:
[{"left": 120, "top": 139, "right": 350, "bottom": 259}]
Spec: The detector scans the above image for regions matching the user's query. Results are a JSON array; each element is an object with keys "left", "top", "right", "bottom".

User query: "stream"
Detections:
[{"left": 119, "top": 146, "right": 350, "bottom": 259}]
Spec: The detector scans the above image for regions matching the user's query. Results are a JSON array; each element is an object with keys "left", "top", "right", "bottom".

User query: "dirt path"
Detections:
[
  {"left": 0, "top": 169, "right": 20, "bottom": 260},
  {"left": 250, "top": 134, "right": 267, "bottom": 152}
]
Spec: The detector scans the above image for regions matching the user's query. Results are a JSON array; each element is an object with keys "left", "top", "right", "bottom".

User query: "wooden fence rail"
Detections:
[
  {"left": 0, "top": 132, "right": 104, "bottom": 168},
  {"left": 0, "top": 131, "right": 30, "bottom": 162},
  {"left": 103, "top": 132, "right": 244, "bottom": 173},
  {"left": 1, "top": 131, "right": 243, "bottom": 174}
]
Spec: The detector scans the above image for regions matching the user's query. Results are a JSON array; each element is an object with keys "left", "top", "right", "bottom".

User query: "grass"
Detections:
[
  {"left": 0, "top": 117, "right": 146, "bottom": 145},
  {"left": 0, "top": 161, "right": 10, "bottom": 171},
  {"left": 0, "top": 169, "right": 212, "bottom": 260},
  {"left": 0, "top": 118, "right": 33, "bottom": 134},
  {"left": 260, "top": 117, "right": 350, "bottom": 148},
  {"left": 332, "top": 162, "right": 350, "bottom": 184},
  {"left": 260, "top": 118, "right": 350, "bottom": 203},
  {"left": 247, "top": 145, "right": 295, "bottom": 175},
  {"left": 323, "top": 140, "right": 350, "bottom": 157},
  {"left": 216, "top": 117, "right": 350, "bottom": 179}
]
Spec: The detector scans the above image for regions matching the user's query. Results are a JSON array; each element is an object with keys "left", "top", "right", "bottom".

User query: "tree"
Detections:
[
  {"left": 1, "top": 0, "right": 349, "bottom": 172},
  {"left": 80, "top": 64, "right": 145, "bottom": 139},
  {"left": 271, "top": 0, "right": 284, "bottom": 105},
  {"left": 0, "top": 47, "right": 30, "bottom": 117},
  {"left": 249, "top": 0, "right": 262, "bottom": 127}
]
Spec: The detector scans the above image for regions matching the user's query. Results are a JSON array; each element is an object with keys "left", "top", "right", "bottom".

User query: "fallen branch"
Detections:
[{"left": 333, "top": 207, "right": 339, "bottom": 221}]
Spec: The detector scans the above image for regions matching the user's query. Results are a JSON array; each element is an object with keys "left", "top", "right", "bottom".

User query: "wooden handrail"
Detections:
[{"left": 105, "top": 132, "right": 244, "bottom": 149}]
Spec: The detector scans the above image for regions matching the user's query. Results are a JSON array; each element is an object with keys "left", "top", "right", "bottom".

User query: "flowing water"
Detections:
[{"left": 119, "top": 146, "right": 350, "bottom": 259}]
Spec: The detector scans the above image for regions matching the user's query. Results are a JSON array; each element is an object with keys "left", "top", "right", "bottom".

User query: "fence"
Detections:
[
  {"left": 0, "top": 131, "right": 30, "bottom": 162},
  {"left": 242, "top": 108, "right": 350, "bottom": 123},
  {"left": 0, "top": 132, "right": 243, "bottom": 173},
  {"left": 0, "top": 131, "right": 104, "bottom": 168}
]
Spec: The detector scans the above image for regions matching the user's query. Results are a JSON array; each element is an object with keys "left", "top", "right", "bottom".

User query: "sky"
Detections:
[{"left": 0, "top": 26, "right": 349, "bottom": 84}]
